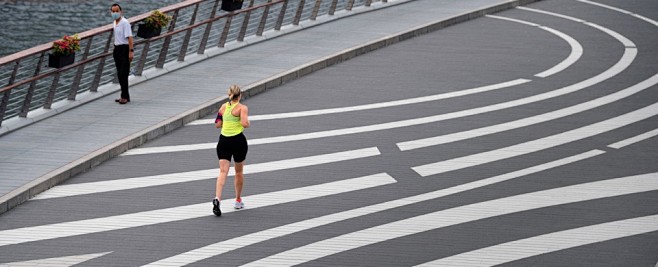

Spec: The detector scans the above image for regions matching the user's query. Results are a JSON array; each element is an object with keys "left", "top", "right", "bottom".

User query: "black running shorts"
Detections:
[{"left": 216, "top": 132, "right": 248, "bottom": 162}]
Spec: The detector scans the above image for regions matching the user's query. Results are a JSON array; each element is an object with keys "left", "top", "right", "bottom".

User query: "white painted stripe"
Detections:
[
  {"left": 632, "top": 13, "right": 658, "bottom": 27},
  {"left": 486, "top": 14, "right": 540, "bottom": 26},
  {"left": 412, "top": 102, "right": 658, "bottom": 177},
  {"left": 242, "top": 172, "right": 658, "bottom": 266},
  {"left": 125, "top": 13, "right": 636, "bottom": 157},
  {"left": 608, "top": 128, "right": 658, "bottom": 149},
  {"left": 534, "top": 26, "right": 584, "bottom": 77},
  {"left": 0, "top": 252, "right": 112, "bottom": 267},
  {"left": 517, "top": 6, "right": 586, "bottom": 23},
  {"left": 518, "top": 7, "right": 635, "bottom": 48},
  {"left": 577, "top": 0, "right": 632, "bottom": 15},
  {"left": 185, "top": 79, "right": 531, "bottom": 126},
  {"left": 0, "top": 173, "right": 396, "bottom": 247},
  {"left": 398, "top": 71, "right": 657, "bottom": 151},
  {"left": 584, "top": 22, "right": 635, "bottom": 47},
  {"left": 419, "top": 215, "right": 658, "bottom": 267},
  {"left": 33, "top": 147, "right": 380, "bottom": 200},
  {"left": 486, "top": 15, "right": 584, "bottom": 78},
  {"left": 576, "top": 0, "right": 658, "bottom": 27},
  {"left": 143, "top": 149, "right": 603, "bottom": 266}
]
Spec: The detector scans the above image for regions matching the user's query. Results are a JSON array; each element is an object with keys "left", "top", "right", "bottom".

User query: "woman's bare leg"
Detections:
[
  {"left": 216, "top": 159, "right": 230, "bottom": 199},
  {"left": 234, "top": 161, "right": 244, "bottom": 200}
]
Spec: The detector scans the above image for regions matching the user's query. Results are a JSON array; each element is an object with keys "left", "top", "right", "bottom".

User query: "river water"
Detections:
[{"left": 0, "top": 0, "right": 184, "bottom": 58}]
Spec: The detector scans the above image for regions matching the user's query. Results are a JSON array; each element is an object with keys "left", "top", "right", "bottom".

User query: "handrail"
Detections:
[
  {"left": 0, "top": 0, "right": 205, "bottom": 67},
  {"left": 0, "top": 0, "right": 388, "bottom": 127},
  {"left": 0, "top": 0, "right": 284, "bottom": 95}
]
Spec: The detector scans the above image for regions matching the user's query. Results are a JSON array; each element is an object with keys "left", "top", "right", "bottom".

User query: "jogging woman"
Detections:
[{"left": 213, "top": 84, "right": 250, "bottom": 216}]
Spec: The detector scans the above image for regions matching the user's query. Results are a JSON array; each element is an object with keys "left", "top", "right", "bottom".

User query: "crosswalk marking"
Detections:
[
  {"left": 0, "top": 173, "right": 396, "bottom": 247},
  {"left": 241, "top": 172, "right": 658, "bottom": 266},
  {"left": 142, "top": 149, "right": 604, "bottom": 266},
  {"left": 418, "top": 214, "right": 658, "bottom": 266},
  {"left": 33, "top": 147, "right": 381, "bottom": 200},
  {"left": 412, "top": 102, "right": 658, "bottom": 177}
]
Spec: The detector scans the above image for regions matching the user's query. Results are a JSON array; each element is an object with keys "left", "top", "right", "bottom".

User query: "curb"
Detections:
[{"left": 0, "top": 0, "right": 542, "bottom": 214}]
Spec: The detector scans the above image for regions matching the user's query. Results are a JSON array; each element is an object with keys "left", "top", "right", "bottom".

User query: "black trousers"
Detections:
[{"left": 113, "top": 45, "right": 130, "bottom": 100}]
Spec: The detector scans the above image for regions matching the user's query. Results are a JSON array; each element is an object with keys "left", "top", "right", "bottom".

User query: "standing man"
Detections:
[{"left": 111, "top": 3, "right": 134, "bottom": 104}]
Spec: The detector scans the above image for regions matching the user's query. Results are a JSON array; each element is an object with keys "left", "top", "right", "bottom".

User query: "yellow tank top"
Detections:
[{"left": 221, "top": 102, "right": 244, "bottom": 137}]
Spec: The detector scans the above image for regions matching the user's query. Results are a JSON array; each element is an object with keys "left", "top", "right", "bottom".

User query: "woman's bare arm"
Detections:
[{"left": 240, "top": 105, "right": 250, "bottom": 128}]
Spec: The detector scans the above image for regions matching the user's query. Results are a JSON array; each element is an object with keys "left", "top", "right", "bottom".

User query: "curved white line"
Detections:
[
  {"left": 142, "top": 150, "right": 604, "bottom": 266},
  {"left": 0, "top": 173, "right": 397, "bottom": 247},
  {"left": 486, "top": 15, "right": 584, "bottom": 78},
  {"left": 186, "top": 79, "right": 530, "bottom": 125},
  {"left": 576, "top": 0, "right": 658, "bottom": 27},
  {"left": 534, "top": 26, "right": 584, "bottom": 77},
  {"left": 397, "top": 70, "right": 656, "bottom": 151},
  {"left": 419, "top": 215, "right": 658, "bottom": 267},
  {"left": 517, "top": 6, "right": 586, "bottom": 23},
  {"left": 413, "top": 102, "right": 658, "bottom": 177},
  {"left": 579, "top": 0, "right": 632, "bottom": 14},
  {"left": 241, "top": 172, "right": 658, "bottom": 266},
  {"left": 33, "top": 147, "right": 381, "bottom": 200},
  {"left": 518, "top": 7, "right": 636, "bottom": 47}
]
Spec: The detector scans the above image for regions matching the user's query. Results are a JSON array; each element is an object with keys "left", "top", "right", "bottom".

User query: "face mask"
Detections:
[{"left": 111, "top": 12, "right": 121, "bottom": 20}]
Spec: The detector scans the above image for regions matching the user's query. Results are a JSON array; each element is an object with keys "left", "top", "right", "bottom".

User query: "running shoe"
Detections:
[
  {"left": 212, "top": 199, "right": 222, "bottom": 216},
  {"left": 234, "top": 200, "right": 244, "bottom": 210}
]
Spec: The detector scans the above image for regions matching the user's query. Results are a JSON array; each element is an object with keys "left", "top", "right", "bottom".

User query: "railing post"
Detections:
[
  {"left": 346, "top": 0, "right": 355, "bottom": 11},
  {"left": 0, "top": 60, "right": 19, "bottom": 126},
  {"left": 310, "top": 0, "right": 322, "bottom": 20},
  {"left": 274, "top": 0, "right": 288, "bottom": 30},
  {"left": 218, "top": 16, "right": 233, "bottom": 48},
  {"left": 44, "top": 72, "right": 60, "bottom": 109},
  {"left": 256, "top": 0, "right": 273, "bottom": 36},
  {"left": 156, "top": 10, "right": 179, "bottom": 68},
  {"left": 178, "top": 3, "right": 200, "bottom": 61},
  {"left": 68, "top": 36, "right": 94, "bottom": 100},
  {"left": 135, "top": 41, "right": 150, "bottom": 76},
  {"left": 91, "top": 32, "right": 113, "bottom": 92},
  {"left": 328, "top": 0, "right": 338, "bottom": 15},
  {"left": 293, "top": 0, "right": 306, "bottom": 26},
  {"left": 0, "top": 90, "right": 9, "bottom": 127},
  {"left": 20, "top": 53, "right": 45, "bottom": 117},
  {"left": 238, "top": 0, "right": 256, "bottom": 42},
  {"left": 197, "top": 0, "right": 221, "bottom": 54}
]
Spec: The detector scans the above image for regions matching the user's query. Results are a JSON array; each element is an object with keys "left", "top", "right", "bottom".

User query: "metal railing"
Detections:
[{"left": 0, "top": 0, "right": 388, "bottom": 127}]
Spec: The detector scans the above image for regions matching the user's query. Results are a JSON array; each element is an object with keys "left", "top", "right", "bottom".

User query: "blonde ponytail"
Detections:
[{"left": 228, "top": 84, "right": 241, "bottom": 101}]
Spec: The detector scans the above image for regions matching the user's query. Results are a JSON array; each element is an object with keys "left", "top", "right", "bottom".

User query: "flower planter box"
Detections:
[
  {"left": 48, "top": 53, "right": 75, "bottom": 68},
  {"left": 137, "top": 24, "right": 162, "bottom": 39},
  {"left": 221, "top": 0, "right": 243, "bottom": 12}
]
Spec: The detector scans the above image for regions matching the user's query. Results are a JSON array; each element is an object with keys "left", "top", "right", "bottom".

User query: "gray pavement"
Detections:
[
  {"left": 1, "top": 0, "right": 658, "bottom": 266},
  {"left": 0, "top": 0, "right": 534, "bottom": 213}
]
